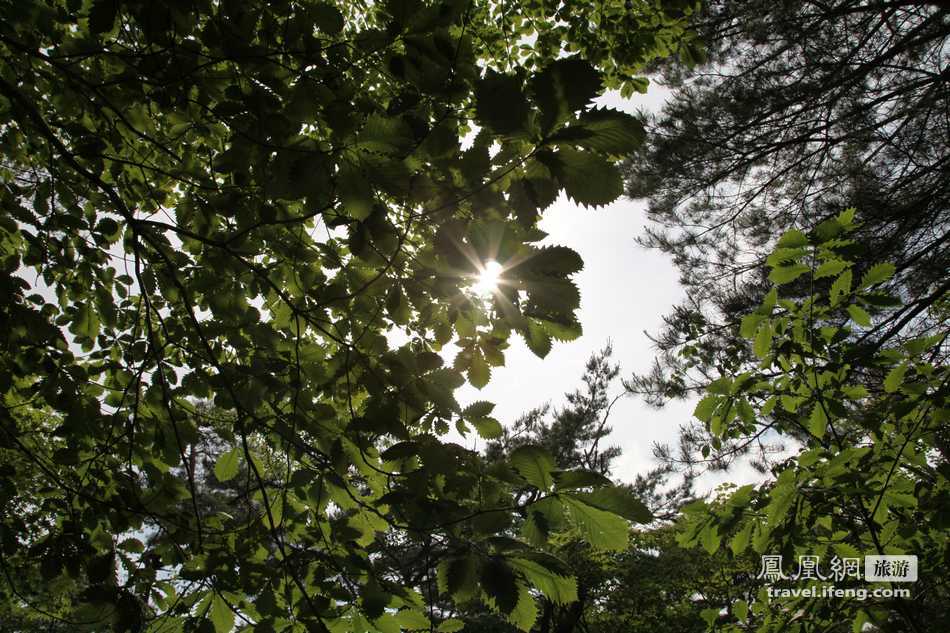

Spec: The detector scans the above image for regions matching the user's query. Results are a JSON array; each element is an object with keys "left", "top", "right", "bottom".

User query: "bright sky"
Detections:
[{"left": 452, "top": 87, "right": 764, "bottom": 490}]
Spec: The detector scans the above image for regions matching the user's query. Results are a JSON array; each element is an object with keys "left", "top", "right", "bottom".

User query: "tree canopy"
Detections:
[
  {"left": 0, "top": 0, "right": 704, "bottom": 631},
  {"left": 677, "top": 212, "right": 949, "bottom": 632},
  {"left": 624, "top": 0, "right": 949, "bottom": 414}
]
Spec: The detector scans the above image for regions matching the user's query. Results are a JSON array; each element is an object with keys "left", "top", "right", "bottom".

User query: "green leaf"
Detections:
[
  {"left": 576, "top": 486, "right": 652, "bottom": 523},
  {"left": 768, "top": 264, "right": 810, "bottom": 285},
  {"left": 776, "top": 229, "right": 809, "bottom": 248},
  {"left": 507, "top": 584, "right": 538, "bottom": 632},
  {"left": 808, "top": 403, "right": 828, "bottom": 438},
  {"left": 561, "top": 495, "right": 629, "bottom": 551},
  {"left": 531, "top": 58, "right": 601, "bottom": 132},
  {"left": 837, "top": 207, "right": 857, "bottom": 226},
  {"left": 525, "top": 245, "right": 584, "bottom": 275},
  {"left": 847, "top": 304, "right": 872, "bottom": 327},
  {"left": 437, "top": 619, "right": 465, "bottom": 633},
  {"left": 214, "top": 447, "right": 241, "bottom": 482},
  {"left": 736, "top": 397, "right": 755, "bottom": 424},
  {"left": 553, "top": 469, "right": 613, "bottom": 490},
  {"left": 209, "top": 594, "right": 234, "bottom": 633},
  {"left": 468, "top": 351, "right": 490, "bottom": 389},
  {"left": 766, "top": 470, "right": 797, "bottom": 525},
  {"left": 830, "top": 270, "right": 852, "bottom": 306},
  {"left": 700, "top": 608, "right": 719, "bottom": 627},
  {"left": 544, "top": 148, "right": 623, "bottom": 207},
  {"left": 463, "top": 401, "right": 495, "bottom": 419},
  {"left": 701, "top": 525, "right": 720, "bottom": 554},
  {"left": 472, "top": 417, "right": 503, "bottom": 439},
  {"left": 859, "top": 262, "right": 895, "bottom": 288},
  {"left": 734, "top": 599, "right": 749, "bottom": 622},
  {"left": 740, "top": 313, "right": 764, "bottom": 339},
  {"left": 884, "top": 364, "right": 907, "bottom": 393},
  {"left": 815, "top": 259, "right": 849, "bottom": 279},
  {"left": 394, "top": 609, "right": 430, "bottom": 631},
  {"left": 72, "top": 302, "right": 100, "bottom": 341},
  {"left": 481, "top": 557, "right": 519, "bottom": 614},
  {"left": 509, "top": 557, "right": 577, "bottom": 604},
  {"left": 476, "top": 70, "right": 529, "bottom": 135},
  {"left": 338, "top": 163, "right": 374, "bottom": 221},
  {"left": 730, "top": 521, "right": 753, "bottom": 555},
  {"left": 549, "top": 109, "right": 645, "bottom": 155},
  {"left": 523, "top": 321, "right": 552, "bottom": 359},
  {"left": 753, "top": 321, "right": 772, "bottom": 359},
  {"left": 510, "top": 445, "right": 556, "bottom": 491},
  {"left": 438, "top": 555, "right": 478, "bottom": 601},
  {"left": 693, "top": 395, "right": 719, "bottom": 422}
]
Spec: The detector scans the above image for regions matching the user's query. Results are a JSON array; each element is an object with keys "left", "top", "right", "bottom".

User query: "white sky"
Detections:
[{"left": 452, "top": 87, "right": 764, "bottom": 491}]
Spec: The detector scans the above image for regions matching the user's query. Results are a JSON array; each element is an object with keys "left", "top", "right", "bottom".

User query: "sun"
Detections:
[{"left": 472, "top": 260, "right": 504, "bottom": 297}]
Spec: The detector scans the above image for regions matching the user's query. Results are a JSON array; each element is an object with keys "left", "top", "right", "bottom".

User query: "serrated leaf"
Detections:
[
  {"left": 72, "top": 302, "right": 100, "bottom": 341},
  {"left": 737, "top": 398, "right": 756, "bottom": 424},
  {"left": 693, "top": 395, "right": 719, "bottom": 422},
  {"left": 214, "top": 447, "right": 241, "bottom": 482},
  {"left": 837, "top": 207, "right": 856, "bottom": 226},
  {"left": 523, "top": 321, "right": 552, "bottom": 359},
  {"left": 549, "top": 109, "right": 645, "bottom": 155},
  {"left": 766, "top": 247, "right": 807, "bottom": 267},
  {"left": 508, "top": 558, "right": 577, "bottom": 604},
  {"left": 338, "top": 162, "right": 374, "bottom": 221},
  {"left": 766, "top": 470, "right": 797, "bottom": 524},
  {"left": 394, "top": 609, "right": 430, "bottom": 631},
  {"left": 544, "top": 148, "right": 622, "bottom": 207},
  {"left": 776, "top": 229, "right": 809, "bottom": 248},
  {"left": 768, "top": 264, "right": 810, "bottom": 285},
  {"left": 753, "top": 322, "right": 772, "bottom": 359},
  {"left": 847, "top": 304, "right": 872, "bottom": 327},
  {"left": 374, "top": 614, "right": 401, "bottom": 633},
  {"left": 884, "top": 364, "right": 907, "bottom": 393},
  {"left": 730, "top": 521, "right": 753, "bottom": 555},
  {"left": 356, "top": 113, "right": 413, "bottom": 154},
  {"left": 476, "top": 70, "right": 529, "bottom": 135},
  {"left": 561, "top": 495, "right": 629, "bottom": 550},
  {"left": 734, "top": 600, "right": 749, "bottom": 622},
  {"left": 463, "top": 401, "right": 495, "bottom": 419},
  {"left": 576, "top": 486, "right": 652, "bottom": 523},
  {"left": 437, "top": 619, "right": 465, "bottom": 633},
  {"left": 510, "top": 445, "right": 556, "bottom": 491},
  {"left": 553, "top": 469, "right": 612, "bottom": 490},
  {"left": 859, "top": 262, "right": 895, "bottom": 288},
  {"left": 544, "top": 319, "right": 582, "bottom": 342},
  {"left": 815, "top": 260, "right": 849, "bottom": 279},
  {"left": 481, "top": 557, "right": 519, "bottom": 614},
  {"left": 209, "top": 594, "right": 234, "bottom": 633},
  {"left": 507, "top": 583, "right": 538, "bottom": 632},
  {"left": 531, "top": 58, "right": 601, "bottom": 132},
  {"left": 442, "top": 554, "right": 478, "bottom": 601},
  {"left": 472, "top": 417, "right": 503, "bottom": 439},
  {"left": 526, "top": 245, "right": 584, "bottom": 275},
  {"left": 468, "top": 351, "right": 490, "bottom": 389},
  {"left": 808, "top": 404, "right": 828, "bottom": 438},
  {"left": 522, "top": 277, "right": 581, "bottom": 313},
  {"left": 740, "top": 313, "right": 764, "bottom": 339},
  {"left": 830, "top": 270, "right": 852, "bottom": 306}
]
